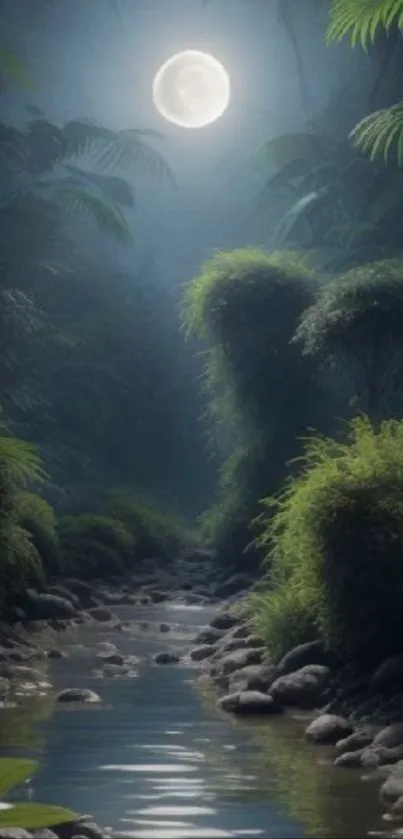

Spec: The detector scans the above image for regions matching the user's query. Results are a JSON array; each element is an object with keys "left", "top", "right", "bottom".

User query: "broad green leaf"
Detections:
[
  {"left": 0, "top": 759, "right": 37, "bottom": 798},
  {"left": 0, "top": 802, "right": 76, "bottom": 829},
  {"left": 325, "top": 0, "right": 403, "bottom": 49}
]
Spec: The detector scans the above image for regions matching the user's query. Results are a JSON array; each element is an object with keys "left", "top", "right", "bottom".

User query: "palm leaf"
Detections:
[
  {"left": 274, "top": 188, "right": 332, "bottom": 244},
  {"left": 351, "top": 102, "right": 403, "bottom": 165},
  {"left": 61, "top": 165, "right": 135, "bottom": 207},
  {"left": 326, "top": 0, "right": 403, "bottom": 49},
  {"left": 0, "top": 435, "right": 45, "bottom": 486},
  {"left": 54, "top": 187, "right": 132, "bottom": 242},
  {"left": 60, "top": 120, "right": 174, "bottom": 182}
]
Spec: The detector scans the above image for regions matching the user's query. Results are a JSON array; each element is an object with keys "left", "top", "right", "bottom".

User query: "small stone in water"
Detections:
[
  {"left": 56, "top": 688, "right": 101, "bottom": 704},
  {"left": 153, "top": 652, "right": 180, "bottom": 665}
]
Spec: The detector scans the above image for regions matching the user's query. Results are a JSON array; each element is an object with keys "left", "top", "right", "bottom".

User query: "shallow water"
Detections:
[{"left": 1, "top": 603, "right": 387, "bottom": 838}]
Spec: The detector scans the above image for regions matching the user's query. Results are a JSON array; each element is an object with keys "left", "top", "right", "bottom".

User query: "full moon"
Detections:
[{"left": 152, "top": 50, "right": 230, "bottom": 129}]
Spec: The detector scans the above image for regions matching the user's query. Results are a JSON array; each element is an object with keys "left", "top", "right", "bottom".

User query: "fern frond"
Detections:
[
  {"left": 326, "top": 0, "right": 403, "bottom": 49},
  {"left": 0, "top": 436, "right": 46, "bottom": 487},
  {"left": 350, "top": 102, "right": 403, "bottom": 165}
]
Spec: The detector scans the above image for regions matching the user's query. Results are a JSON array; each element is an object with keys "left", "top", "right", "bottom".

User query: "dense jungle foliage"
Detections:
[
  {"left": 2, "top": 0, "right": 403, "bottom": 673},
  {"left": 190, "top": 0, "right": 403, "bottom": 669}
]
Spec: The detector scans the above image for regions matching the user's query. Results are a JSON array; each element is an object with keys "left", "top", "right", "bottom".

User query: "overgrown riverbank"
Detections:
[{"left": 186, "top": 594, "right": 403, "bottom": 839}]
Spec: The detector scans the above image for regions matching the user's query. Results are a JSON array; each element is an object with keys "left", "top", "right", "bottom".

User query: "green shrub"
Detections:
[
  {"left": 15, "top": 492, "right": 61, "bottom": 576},
  {"left": 0, "top": 426, "right": 46, "bottom": 605},
  {"left": 296, "top": 259, "right": 403, "bottom": 422},
  {"left": 58, "top": 513, "right": 135, "bottom": 579},
  {"left": 182, "top": 248, "right": 329, "bottom": 568},
  {"left": 248, "top": 584, "right": 318, "bottom": 663},
  {"left": 100, "top": 488, "right": 191, "bottom": 561},
  {"left": 253, "top": 415, "right": 403, "bottom": 667}
]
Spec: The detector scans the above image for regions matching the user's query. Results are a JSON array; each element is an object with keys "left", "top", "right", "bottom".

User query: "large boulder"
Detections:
[
  {"left": 305, "top": 714, "right": 353, "bottom": 744},
  {"left": 153, "top": 652, "right": 180, "bottom": 665},
  {"left": 97, "top": 652, "right": 125, "bottom": 666},
  {"left": 361, "top": 744, "right": 403, "bottom": 769},
  {"left": 88, "top": 607, "right": 116, "bottom": 623},
  {"left": 335, "top": 728, "right": 377, "bottom": 755},
  {"left": 371, "top": 655, "right": 403, "bottom": 694},
  {"left": 270, "top": 664, "right": 330, "bottom": 708},
  {"left": 229, "top": 664, "right": 278, "bottom": 694},
  {"left": 334, "top": 750, "right": 366, "bottom": 768},
  {"left": 277, "top": 641, "right": 337, "bottom": 676},
  {"left": 219, "top": 690, "right": 281, "bottom": 715},
  {"left": 189, "top": 645, "right": 216, "bottom": 662},
  {"left": 195, "top": 627, "right": 223, "bottom": 645},
  {"left": 374, "top": 724, "right": 403, "bottom": 750},
  {"left": 56, "top": 688, "right": 101, "bottom": 703},
  {"left": 52, "top": 820, "right": 104, "bottom": 839},
  {"left": 380, "top": 761, "right": 403, "bottom": 804},
  {"left": 23, "top": 590, "right": 77, "bottom": 621},
  {"left": 47, "top": 585, "right": 81, "bottom": 611},
  {"left": 0, "top": 665, "right": 42, "bottom": 683},
  {"left": 61, "top": 579, "right": 98, "bottom": 608},
  {"left": 220, "top": 647, "right": 267, "bottom": 676},
  {"left": 147, "top": 589, "right": 168, "bottom": 603},
  {"left": 220, "top": 634, "right": 265, "bottom": 656},
  {"left": 211, "top": 612, "right": 240, "bottom": 631},
  {"left": 229, "top": 623, "right": 253, "bottom": 640}
]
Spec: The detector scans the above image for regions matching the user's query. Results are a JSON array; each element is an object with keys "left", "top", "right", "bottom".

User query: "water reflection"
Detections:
[{"left": 0, "top": 604, "right": 388, "bottom": 838}]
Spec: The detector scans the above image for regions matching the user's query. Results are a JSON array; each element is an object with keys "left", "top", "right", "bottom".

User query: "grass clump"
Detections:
[{"left": 251, "top": 415, "right": 403, "bottom": 667}]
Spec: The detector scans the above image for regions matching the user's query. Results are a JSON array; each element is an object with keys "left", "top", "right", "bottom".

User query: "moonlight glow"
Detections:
[{"left": 153, "top": 50, "right": 230, "bottom": 129}]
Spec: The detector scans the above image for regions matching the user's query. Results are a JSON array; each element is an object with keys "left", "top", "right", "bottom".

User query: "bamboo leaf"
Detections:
[{"left": 350, "top": 103, "right": 403, "bottom": 167}]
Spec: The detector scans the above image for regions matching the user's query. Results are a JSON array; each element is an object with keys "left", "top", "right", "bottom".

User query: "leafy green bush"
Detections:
[
  {"left": 58, "top": 513, "right": 135, "bottom": 579},
  {"left": 100, "top": 488, "right": 191, "bottom": 561},
  {"left": 0, "top": 425, "right": 46, "bottom": 605},
  {"left": 15, "top": 491, "right": 61, "bottom": 576},
  {"left": 183, "top": 248, "right": 328, "bottom": 568},
  {"left": 296, "top": 260, "right": 403, "bottom": 422},
  {"left": 252, "top": 416, "right": 403, "bottom": 667}
]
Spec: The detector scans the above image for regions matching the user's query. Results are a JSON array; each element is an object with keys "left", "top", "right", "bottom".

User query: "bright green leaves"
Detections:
[
  {"left": 326, "top": 0, "right": 403, "bottom": 50},
  {"left": 0, "top": 757, "right": 76, "bottom": 829}
]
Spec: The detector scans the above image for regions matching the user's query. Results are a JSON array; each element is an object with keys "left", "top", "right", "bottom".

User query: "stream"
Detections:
[{"left": 0, "top": 602, "right": 388, "bottom": 838}]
